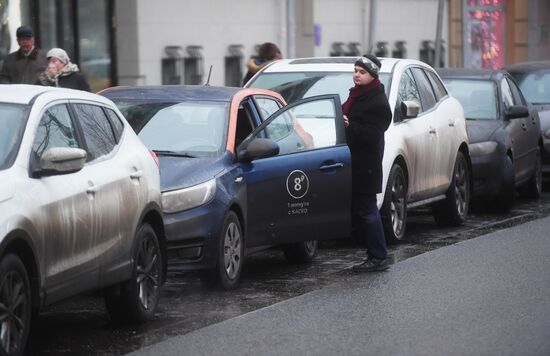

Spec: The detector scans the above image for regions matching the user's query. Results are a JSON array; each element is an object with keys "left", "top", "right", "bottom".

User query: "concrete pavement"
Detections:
[{"left": 129, "top": 216, "right": 550, "bottom": 356}]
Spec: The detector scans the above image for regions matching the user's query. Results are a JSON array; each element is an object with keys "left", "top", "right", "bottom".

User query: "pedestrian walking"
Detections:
[
  {"left": 242, "top": 42, "right": 282, "bottom": 85},
  {"left": 0, "top": 25, "right": 47, "bottom": 84},
  {"left": 36, "top": 48, "right": 90, "bottom": 91},
  {"left": 343, "top": 54, "right": 392, "bottom": 272}
]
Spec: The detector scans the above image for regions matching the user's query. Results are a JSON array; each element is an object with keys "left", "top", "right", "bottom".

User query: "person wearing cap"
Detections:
[
  {"left": 242, "top": 42, "right": 282, "bottom": 86},
  {"left": 36, "top": 48, "right": 90, "bottom": 91},
  {"left": 343, "top": 54, "right": 392, "bottom": 272},
  {"left": 0, "top": 25, "right": 47, "bottom": 84}
]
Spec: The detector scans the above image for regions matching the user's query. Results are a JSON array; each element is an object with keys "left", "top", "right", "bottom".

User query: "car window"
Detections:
[
  {"left": 505, "top": 77, "right": 525, "bottom": 106},
  {"left": 105, "top": 108, "right": 125, "bottom": 142},
  {"left": 249, "top": 71, "right": 391, "bottom": 105},
  {"left": 412, "top": 67, "right": 436, "bottom": 110},
  {"left": 124, "top": 101, "right": 228, "bottom": 156},
  {"left": 32, "top": 104, "right": 80, "bottom": 158},
  {"left": 398, "top": 69, "right": 422, "bottom": 113},
  {"left": 0, "top": 103, "right": 28, "bottom": 170},
  {"left": 253, "top": 97, "right": 341, "bottom": 155},
  {"left": 500, "top": 78, "right": 516, "bottom": 109},
  {"left": 254, "top": 96, "right": 282, "bottom": 121},
  {"left": 442, "top": 79, "right": 498, "bottom": 120},
  {"left": 425, "top": 70, "right": 448, "bottom": 101},
  {"left": 511, "top": 71, "right": 550, "bottom": 104},
  {"left": 73, "top": 104, "right": 117, "bottom": 161}
]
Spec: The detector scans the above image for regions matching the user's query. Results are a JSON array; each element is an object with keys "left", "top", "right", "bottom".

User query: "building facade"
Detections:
[{"left": 0, "top": 0, "right": 548, "bottom": 91}]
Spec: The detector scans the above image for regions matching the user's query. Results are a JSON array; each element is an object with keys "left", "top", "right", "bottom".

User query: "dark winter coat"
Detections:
[
  {"left": 36, "top": 63, "right": 91, "bottom": 92},
  {"left": 0, "top": 47, "right": 47, "bottom": 84},
  {"left": 345, "top": 84, "right": 392, "bottom": 194}
]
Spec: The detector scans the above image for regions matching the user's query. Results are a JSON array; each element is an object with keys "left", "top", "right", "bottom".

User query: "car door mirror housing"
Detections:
[
  {"left": 401, "top": 100, "right": 420, "bottom": 119},
  {"left": 505, "top": 105, "right": 529, "bottom": 120},
  {"left": 34, "top": 147, "right": 87, "bottom": 177},
  {"left": 237, "top": 138, "right": 280, "bottom": 162}
]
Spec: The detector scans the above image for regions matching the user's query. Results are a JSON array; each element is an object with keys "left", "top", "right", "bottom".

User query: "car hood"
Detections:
[
  {"left": 159, "top": 154, "right": 228, "bottom": 192},
  {"left": 0, "top": 170, "right": 15, "bottom": 204},
  {"left": 466, "top": 120, "right": 502, "bottom": 144}
]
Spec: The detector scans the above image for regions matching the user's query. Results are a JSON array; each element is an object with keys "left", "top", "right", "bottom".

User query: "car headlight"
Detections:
[
  {"left": 162, "top": 178, "right": 216, "bottom": 213},
  {"left": 468, "top": 141, "right": 498, "bottom": 156}
]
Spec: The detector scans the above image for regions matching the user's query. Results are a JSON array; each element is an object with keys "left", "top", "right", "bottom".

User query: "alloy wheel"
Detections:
[
  {"left": 223, "top": 222, "right": 242, "bottom": 280},
  {"left": 0, "top": 269, "right": 29, "bottom": 354},
  {"left": 136, "top": 236, "right": 161, "bottom": 311}
]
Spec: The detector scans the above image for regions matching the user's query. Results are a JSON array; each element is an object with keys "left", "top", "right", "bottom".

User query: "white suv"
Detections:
[
  {"left": 0, "top": 85, "right": 165, "bottom": 355},
  {"left": 247, "top": 57, "right": 472, "bottom": 243}
]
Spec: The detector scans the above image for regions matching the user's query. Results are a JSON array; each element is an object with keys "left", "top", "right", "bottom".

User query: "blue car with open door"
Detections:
[{"left": 101, "top": 86, "right": 351, "bottom": 289}]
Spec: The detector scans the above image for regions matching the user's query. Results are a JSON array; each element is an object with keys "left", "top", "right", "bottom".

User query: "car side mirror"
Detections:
[
  {"left": 401, "top": 100, "right": 420, "bottom": 119},
  {"left": 33, "top": 147, "right": 87, "bottom": 177},
  {"left": 237, "top": 138, "right": 280, "bottom": 162},
  {"left": 505, "top": 105, "right": 529, "bottom": 120}
]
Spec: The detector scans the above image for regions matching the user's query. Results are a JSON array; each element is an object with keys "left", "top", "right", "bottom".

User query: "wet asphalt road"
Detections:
[{"left": 26, "top": 189, "right": 550, "bottom": 355}]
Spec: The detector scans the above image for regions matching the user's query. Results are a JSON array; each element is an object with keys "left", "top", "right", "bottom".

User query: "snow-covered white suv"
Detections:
[
  {"left": 0, "top": 85, "right": 165, "bottom": 355},
  {"left": 246, "top": 57, "right": 472, "bottom": 243}
]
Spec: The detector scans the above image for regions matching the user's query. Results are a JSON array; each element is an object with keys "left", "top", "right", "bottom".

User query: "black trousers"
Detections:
[{"left": 351, "top": 193, "right": 388, "bottom": 259}]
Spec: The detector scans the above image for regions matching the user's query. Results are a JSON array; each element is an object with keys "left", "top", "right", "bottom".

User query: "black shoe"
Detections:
[{"left": 351, "top": 257, "right": 389, "bottom": 272}]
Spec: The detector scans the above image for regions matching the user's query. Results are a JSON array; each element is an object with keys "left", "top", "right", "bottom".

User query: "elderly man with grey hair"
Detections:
[{"left": 0, "top": 25, "right": 47, "bottom": 84}]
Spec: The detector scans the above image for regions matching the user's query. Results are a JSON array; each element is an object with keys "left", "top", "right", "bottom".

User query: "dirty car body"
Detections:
[
  {"left": 438, "top": 68, "right": 542, "bottom": 210},
  {"left": 102, "top": 85, "right": 351, "bottom": 290},
  {"left": 0, "top": 85, "right": 165, "bottom": 355},
  {"left": 503, "top": 61, "right": 550, "bottom": 175},
  {"left": 246, "top": 57, "right": 472, "bottom": 243}
]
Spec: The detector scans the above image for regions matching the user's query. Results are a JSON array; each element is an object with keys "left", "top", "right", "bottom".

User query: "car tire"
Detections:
[
  {"left": 283, "top": 240, "right": 318, "bottom": 264},
  {"left": 494, "top": 155, "right": 515, "bottom": 212},
  {"left": 105, "top": 223, "right": 163, "bottom": 323},
  {"left": 519, "top": 148, "right": 542, "bottom": 199},
  {"left": 0, "top": 254, "right": 32, "bottom": 356},
  {"left": 203, "top": 211, "right": 244, "bottom": 290},
  {"left": 432, "top": 151, "right": 471, "bottom": 226},
  {"left": 380, "top": 163, "right": 408, "bottom": 244}
]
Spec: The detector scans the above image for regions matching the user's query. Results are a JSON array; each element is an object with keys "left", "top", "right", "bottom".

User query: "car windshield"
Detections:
[
  {"left": 512, "top": 71, "right": 550, "bottom": 105},
  {"left": 442, "top": 79, "right": 498, "bottom": 120},
  {"left": 114, "top": 100, "right": 229, "bottom": 156},
  {"left": 249, "top": 72, "right": 391, "bottom": 104},
  {"left": 0, "top": 103, "right": 28, "bottom": 171}
]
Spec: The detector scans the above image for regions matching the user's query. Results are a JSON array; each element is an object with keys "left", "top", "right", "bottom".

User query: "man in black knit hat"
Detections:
[{"left": 0, "top": 26, "right": 47, "bottom": 84}]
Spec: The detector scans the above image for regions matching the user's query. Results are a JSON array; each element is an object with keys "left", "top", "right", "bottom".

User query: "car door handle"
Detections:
[
  {"left": 521, "top": 123, "right": 527, "bottom": 131},
  {"left": 429, "top": 127, "right": 436, "bottom": 134},
  {"left": 448, "top": 120, "right": 455, "bottom": 127},
  {"left": 320, "top": 162, "right": 344, "bottom": 171},
  {"left": 86, "top": 184, "right": 98, "bottom": 195},
  {"left": 130, "top": 170, "right": 143, "bottom": 179}
]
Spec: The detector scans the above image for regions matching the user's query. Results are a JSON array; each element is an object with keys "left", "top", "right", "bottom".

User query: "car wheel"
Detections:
[
  {"left": 519, "top": 148, "right": 542, "bottom": 199},
  {"left": 0, "top": 254, "right": 32, "bottom": 356},
  {"left": 494, "top": 155, "right": 515, "bottom": 212},
  {"left": 203, "top": 211, "right": 244, "bottom": 290},
  {"left": 380, "top": 163, "right": 408, "bottom": 244},
  {"left": 105, "top": 223, "right": 163, "bottom": 323},
  {"left": 433, "top": 151, "right": 471, "bottom": 226},
  {"left": 283, "top": 240, "right": 318, "bottom": 264}
]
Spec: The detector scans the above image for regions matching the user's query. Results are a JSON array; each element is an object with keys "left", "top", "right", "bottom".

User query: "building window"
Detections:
[{"left": 463, "top": 0, "right": 505, "bottom": 69}]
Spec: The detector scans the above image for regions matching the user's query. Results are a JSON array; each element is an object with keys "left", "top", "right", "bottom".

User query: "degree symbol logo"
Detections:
[{"left": 286, "top": 170, "right": 309, "bottom": 199}]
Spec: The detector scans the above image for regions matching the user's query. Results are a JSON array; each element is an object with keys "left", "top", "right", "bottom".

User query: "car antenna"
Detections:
[{"left": 205, "top": 65, "right": 213, "bottom": 86}]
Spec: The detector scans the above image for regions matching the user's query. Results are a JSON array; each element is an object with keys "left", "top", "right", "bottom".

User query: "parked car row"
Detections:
[{"left": 2, "top": 58, "right": 547, "bottom": 355}]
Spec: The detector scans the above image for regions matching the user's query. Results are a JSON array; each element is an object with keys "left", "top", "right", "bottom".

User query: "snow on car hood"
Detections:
[
  {"left": 0, "top": 171, "right": 15, "bottom": 204},
  {"left": 466, "top": 120, "right": 502, "bottom": 144},
  {"left": 159, "top": 154, "right": 228, "bottom": 192}
]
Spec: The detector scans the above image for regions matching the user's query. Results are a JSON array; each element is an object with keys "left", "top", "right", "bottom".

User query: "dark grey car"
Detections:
[
  {"left": 438, "top": 68, "right": 542, "bottom": 210},
  {"left": 503, "top": 61, "right": 550, "bottom": 175}
]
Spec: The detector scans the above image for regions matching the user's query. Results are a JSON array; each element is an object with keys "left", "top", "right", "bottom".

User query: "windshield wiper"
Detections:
[{"left": 153, "top": 150, "right": 196, "bottom": 158}]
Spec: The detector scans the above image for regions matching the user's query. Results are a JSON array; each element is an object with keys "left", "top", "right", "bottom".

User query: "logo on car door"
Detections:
[{"left": 286, "top": 170, "right": 309, "bottom": 199}]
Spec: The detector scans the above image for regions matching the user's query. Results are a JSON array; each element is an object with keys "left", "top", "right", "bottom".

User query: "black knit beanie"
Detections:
[{"left": 354, "top": 54, "right": 381, "bottom": 78}]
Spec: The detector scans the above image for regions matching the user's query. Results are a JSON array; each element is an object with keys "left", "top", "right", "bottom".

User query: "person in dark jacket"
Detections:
[
  {"left": 343, "top": 54, "right": 392, "bottom": 272},
  {"left": 242, "top": 42, "right": 282, "bottom": 85},
  {"left": 0, "top": 26, "right": 47, "bottom": 84},
  {"left": 36, "top": 48, "right": 90, "bottom": 91}
]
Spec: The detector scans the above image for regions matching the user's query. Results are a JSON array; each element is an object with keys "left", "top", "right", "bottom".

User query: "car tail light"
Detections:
[{"left": 150, "top": 150, "right": 160, "bottom": 168}]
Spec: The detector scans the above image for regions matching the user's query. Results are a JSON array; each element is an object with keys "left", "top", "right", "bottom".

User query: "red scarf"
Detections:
[{"left": 342, "top": 79, "right": 381, "bottom": 116}]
